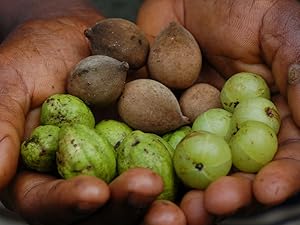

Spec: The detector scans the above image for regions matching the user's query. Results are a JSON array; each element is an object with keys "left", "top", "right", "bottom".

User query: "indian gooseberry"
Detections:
[
  {"left": 220, "top": 72, "right": 271, "bottom": 112},
  {"left": 229, "top": 120, "right": 278, "bottom": 173},
  {"left": 84, "top": 18, "right": 149, "bottom": 69},
  {"left": 179, "top": 83, "right": 222, "bottom": 122},
  {"left": 173, "top": 131, "right": 232, "bottom": 190},
  {"left": 192, "top": 108, "right": 233, "bottom": 141},
  {"left": 231, "top": 97, "right": 281, "bottom": 134},
  {"left": 67, "top": 55, "right": 129, "bottom": 107},
  {"left": 148, "top": 22, "right": 202, "bottom": 89},
  {"left": 118, "top": 79, "right": 190, "bottom": 134}
]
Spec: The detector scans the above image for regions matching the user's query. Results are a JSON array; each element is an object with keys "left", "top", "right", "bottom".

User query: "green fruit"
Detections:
[
  {"left": 173, "top": 131, "right": 232, "bottom": 189},
  {"left": 57, "top": 124, "right": 116, "bottom": 183},
  {"left": 40, "top": 94, "right": 95, "bottom": 128},
  {"left": 192, "top": 108, "right": 233, "bottom": 141},
  {"left": 21, "top": 125, "right": 60, "bottom": 172},
  {"left": 117, "top": 130, "right": 177, "bottom": 201},
  {"left": 146, "top": 133, "right": 175, "bottom": 157},
  {"left": 231, "top": 97, "right": 280, "bottom": 134},
  {"left": 163, "top": 126, "right": 192, "bottom": 149},
  {"left": 95, "top": 119, "right": 132, "bottom": 149},
  {"left": 229, "top": 120, "right": 278, "bottom": 173},
  {"left": 220, "top": 72, "right": 270, "bottom": 112}
]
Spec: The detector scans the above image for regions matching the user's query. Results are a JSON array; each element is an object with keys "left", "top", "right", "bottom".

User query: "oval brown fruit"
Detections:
[
  {"left": 85, "top": 18, "right": 149, "bottom": 69},
  {"left": 148, "top": 22, "right": 202, "bottom": 89},
  {"left": 118, "top": 79, "right": 189, "bottom": 134}
]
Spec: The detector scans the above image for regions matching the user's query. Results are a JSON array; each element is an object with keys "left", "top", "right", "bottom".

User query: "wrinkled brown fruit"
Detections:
[
  {"left": 118, "top": 79, "right": 189, "bottom": 134},
  {"left": 67, "top": 55, "right": 128, "bottom": 107},
  {"left": 85, "top": 18, "right": 149, "bottom": 69},
  {"left": 148, "top": 22, "right": 202, "bottom": 89}
]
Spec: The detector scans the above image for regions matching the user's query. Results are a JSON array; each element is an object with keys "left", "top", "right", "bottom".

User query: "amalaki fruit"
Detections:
[{"left": 173, "top": 131, "right": 232, "bottom": 189}]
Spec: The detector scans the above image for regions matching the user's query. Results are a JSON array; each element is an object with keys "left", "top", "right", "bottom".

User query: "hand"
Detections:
[
  {"left": 137, "top": 0, "right": 300, "bottom": 223},
  {"left": 0, "top": 4, "right": 187, "bottom": 225}
]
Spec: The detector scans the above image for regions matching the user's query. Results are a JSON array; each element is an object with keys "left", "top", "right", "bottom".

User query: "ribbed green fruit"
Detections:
[
  {"left": 57, "top": 124, "right": 116, "bottom": 183},
  {"left": 117, "top": 130, "right": 177, "bottom": 201},
  {"left": 21, "top": 125, "right": 60, "bottom": 172},
  {"left": 40, "top": 94, "right": 95, "bottom": 128}
]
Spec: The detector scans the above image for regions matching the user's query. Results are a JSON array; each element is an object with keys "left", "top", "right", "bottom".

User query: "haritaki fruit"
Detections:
[
  {"left": 173, "top": 131, "right": 232, "bottom": 189},
  {"left": 117, "top": 130, "right": 177, "bottom": 201},
  {"left": 67, "top": 55, "right": 129, "bottom": 107},
  {"left": 84, "top": 18, "right": 149, "bottom": 69},
  {"left": 148, "top": 22, "right": 202, "bottom": 89},
  {"left": 40, "top": 94, "right": 95, "bottom": 128},
  {"left": 57, "top": 124, "right": 116, "bottom": 183},
  {"left": 21, "top": 125, "right": 60, "bottom": 172}
]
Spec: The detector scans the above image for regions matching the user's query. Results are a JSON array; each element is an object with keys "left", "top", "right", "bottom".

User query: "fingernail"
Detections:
[{"left": 288, "top": 64, "right": 300, "bottom": 85}]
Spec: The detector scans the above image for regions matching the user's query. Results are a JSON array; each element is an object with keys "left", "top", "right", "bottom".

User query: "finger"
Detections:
[
  {"left": 253, "top": 158, "right": 300, "bottom": 206},
  {"left": 9, "top": 171, "right": 110, "bottom": 225},
  {"left": 136, "top": 0, "right": 184, "bottom": 43},
  {"left": 204, "top": 173, "right": 253, "bottom": 216},
  {"left": 258, "top": 0, "right": 300, "bottom": 124},
  {"left": 0, "top": 64, "right": 29, "bottom": 192},
  {"left": 180, "top": 190, "right": 214, "bottom": 225},
  {"left": 141, "top": 200, "right": 186, "bottom": 225},
  {"left": 272, "top": 94, "right": 300, "bottom": 160},
  {"left": 77, "top": 168, "right": 164, "bottom": 225}
]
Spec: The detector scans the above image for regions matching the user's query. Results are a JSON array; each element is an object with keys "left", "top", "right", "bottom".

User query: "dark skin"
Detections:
[{"left": 0, "top": 0, "right": 299, "bottom": 225}]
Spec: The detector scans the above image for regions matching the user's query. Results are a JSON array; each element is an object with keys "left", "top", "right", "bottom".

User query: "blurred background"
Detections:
[{"left": 91, "top": 0, "right": 143, "bottom": 21}]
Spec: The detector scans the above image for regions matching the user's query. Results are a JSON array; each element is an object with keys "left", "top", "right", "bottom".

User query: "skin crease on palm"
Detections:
[{"left": 0, "top": 0, "right": 299, "bottom": 225}]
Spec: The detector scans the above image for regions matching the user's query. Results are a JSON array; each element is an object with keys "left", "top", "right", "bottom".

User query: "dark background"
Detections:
[{"left": 91, "top": 0, "right": 143, "bottom": 21}]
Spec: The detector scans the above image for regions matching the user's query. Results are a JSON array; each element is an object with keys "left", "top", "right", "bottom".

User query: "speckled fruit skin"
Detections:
[
  {"left": 230, "top": 97, "right": 281, "bottom": 134},
  {"left": 117, "top": 130, "right": 177, "bottom": 201},
  {"left": 229, "top": 120, "right": 278, "bottom": 173},
  {"left": 57, "top": 124, "right": 116, "bottom": 183},
  {"left": 95, "top": 119, "right": 132, "bottom": 149},
  {"left": 21, "top": 125, "right": 60, "bottom": 172},
  {"left": 192, "top": 108, "right": 233, "bottom": 141},
  {"left": 173, "top": 131, "right": 232, "bottom": 190},
  {"left": 40, "top": 94, "right": 95, "bottom": 128},
  {"left": 220, "top": 72, "right": 270, "bottom": 112}
]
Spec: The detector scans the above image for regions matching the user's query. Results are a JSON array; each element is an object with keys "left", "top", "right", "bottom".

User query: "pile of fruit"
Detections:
[{"left": 20, "top": 18, "right": 280, "bottom": 202}]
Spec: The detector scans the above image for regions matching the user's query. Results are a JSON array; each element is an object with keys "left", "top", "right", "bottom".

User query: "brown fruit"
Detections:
[
  {"left": 148, "top": 22, "right": 202, "bottom": 89},
  {"left": 67, "top": 55, "right": 128, "bottom": 107},
  {"left": 118, "top": 79, "right": 189, "bottom": 134},
  {"left": 179, "top": 83, "right": 222, "bottom": 122},
  {"left": 84, "top": 18, "right": 149, "bottom": 69}
]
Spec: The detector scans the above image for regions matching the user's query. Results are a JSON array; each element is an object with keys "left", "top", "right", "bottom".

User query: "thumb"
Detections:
[
  {"left": 136, "top": 0, "right": 184, "bottom": 43},
  {"left": 0, "top": 61, "right": 29, "bottom": 192},
  {"left": 259, "top": 0, "right": 300, "bottom": 125}
]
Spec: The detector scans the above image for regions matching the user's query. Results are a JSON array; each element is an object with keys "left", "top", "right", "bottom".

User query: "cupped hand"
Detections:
[
  {"left": 137, "top": 0, "right": 300, "bottom": 223},
  {"left": 0, "top": 9, "right": 185, "bottom": 225}
]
